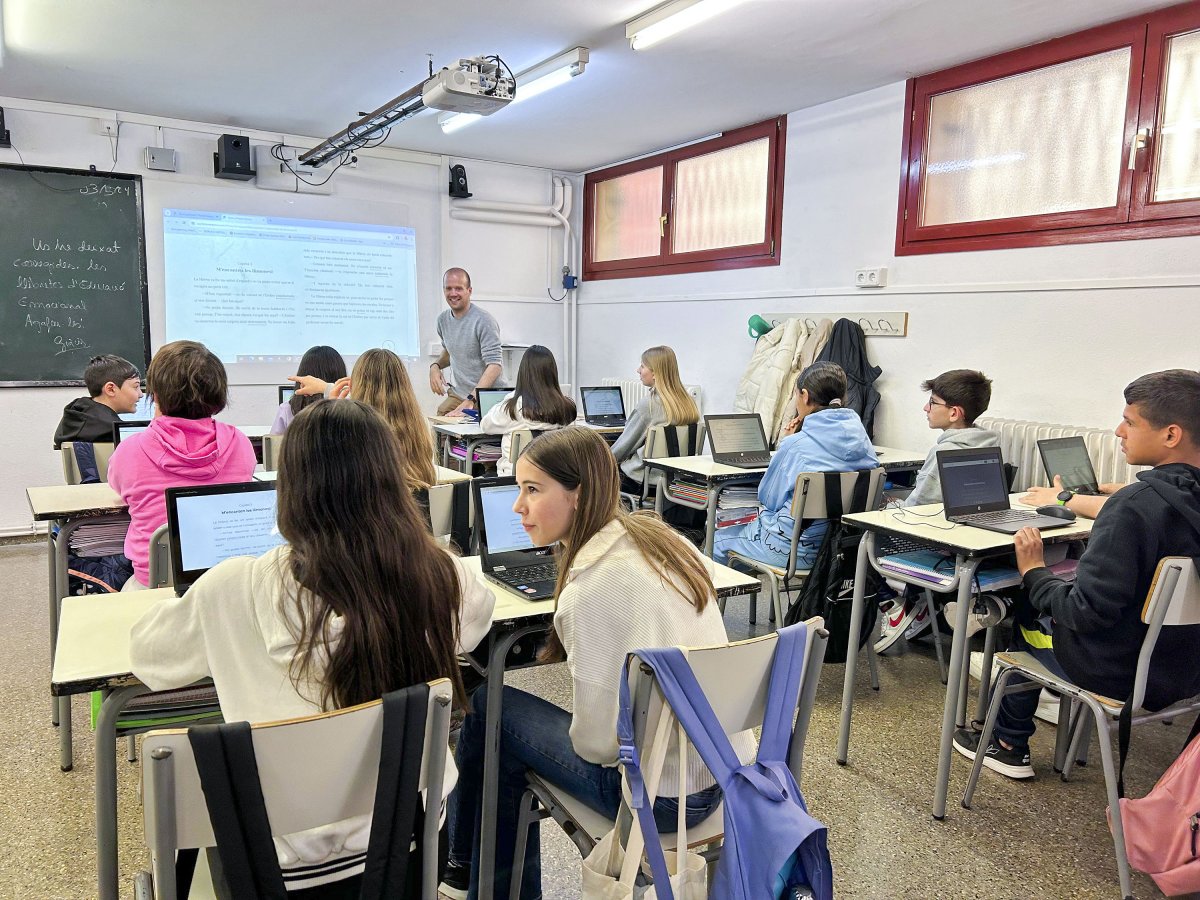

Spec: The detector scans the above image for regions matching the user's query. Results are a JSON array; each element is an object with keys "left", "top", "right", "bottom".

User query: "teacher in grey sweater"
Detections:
[{"left": 429, "top": 267, "right": 505, "bottom": 415}]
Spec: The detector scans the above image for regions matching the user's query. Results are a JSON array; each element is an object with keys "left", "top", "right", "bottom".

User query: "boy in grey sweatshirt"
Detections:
[{"left": 903, "top": 369, "right": 999, "bottom": 507}]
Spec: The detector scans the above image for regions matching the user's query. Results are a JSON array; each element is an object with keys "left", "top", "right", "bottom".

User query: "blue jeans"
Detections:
[
  {"left": 447, "top": 686, "right": 723, "bottom": 900},
  {"left": 712, "top": 516, "right": 826, "bottom": 569},
  {"left": 991, "top": 616, "right": 1068, "bottom": 753}
]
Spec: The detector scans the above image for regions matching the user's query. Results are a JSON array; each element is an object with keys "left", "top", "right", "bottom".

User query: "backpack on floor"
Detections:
[{"left": 783, "top": 471, "right": 878, "bottom": 664}]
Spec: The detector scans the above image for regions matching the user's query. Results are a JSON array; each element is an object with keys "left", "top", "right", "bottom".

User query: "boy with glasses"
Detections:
[{"left": 878, "top": 370, "right": 1000, "bottom": 649}]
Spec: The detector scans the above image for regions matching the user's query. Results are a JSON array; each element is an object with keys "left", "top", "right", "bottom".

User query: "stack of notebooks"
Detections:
[
  {"left": 91, "top": 683, "right": 223, "bottom": 730},
  {"left": 666, "top": 479, "right": 708, "bottom": 506},
  {"left": 715, "top": 486, "right": 759, "bottom": 528},
  {"left": 878, "top": 549, "right": 1079, "bottom": 590},
  {"left": 448, "top": 441, "right": 501, "bottom": 463},
  {"left": 69, "top": 521, "right": 128, "bottom": 558}
]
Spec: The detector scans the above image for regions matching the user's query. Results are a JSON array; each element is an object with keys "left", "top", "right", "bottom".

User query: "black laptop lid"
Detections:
[
  {"left": 165, "top": 480, "right": 285, "bottom": 591},
  {"left": 936, "top": 447, "right": 1011, "bottom": 517},
  {"left": 580, "top": 386, "right": 626, "bottom": 423},
  {"left": 278, "top": 384, "right": 297, "bottom": 405},
  {"left": 1038, "top": 436, "right": 1100, "bottom": 492},
  {"left": 705, "top": 414, "right": 769, "bottom": 455},
  {"left": 472, "top": 476, "right": 555, "bottom": 570},
  {"left": 112, "top": 420, "right": 152, "bottom": 446},
  {"left": 476, "top": 388, "right": 510, "bottom": 418}
]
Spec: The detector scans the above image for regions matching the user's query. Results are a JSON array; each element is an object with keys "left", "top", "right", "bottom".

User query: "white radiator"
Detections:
[
  {"left": 601, "top": 378, "right": 703, "bottom": 414},
  {"left": 976, "top": 416, "right": 1146, "bottom": 492}
]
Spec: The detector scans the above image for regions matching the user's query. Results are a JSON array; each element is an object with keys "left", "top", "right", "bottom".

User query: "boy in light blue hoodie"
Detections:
[{"left": 713, "top": 362, "right": 877, "bottom": 567}]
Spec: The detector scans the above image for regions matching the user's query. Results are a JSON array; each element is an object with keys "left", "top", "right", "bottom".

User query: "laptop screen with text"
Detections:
[
  {"left": 170, "top": 483, "right": 285, "bottom": 576},
  {"left": 706, "top": 415, "right": 768, "bottom": 454},
  {"left": 939, "top": 451, "right": 1008, "bottom": 513},
  {"left": 477, "top": 482, "right": 539, "bottom": 554},
  {"left": 581, "top": 387, "right": 625, "bottom": 418}
]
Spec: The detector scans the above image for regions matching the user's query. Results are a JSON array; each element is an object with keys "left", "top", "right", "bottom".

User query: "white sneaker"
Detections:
[
  {"left": 944, "top": 593, "right": 1008, "bottom": 639},
  {"left": 875, "top": 596, "right": 926, "bottom": 653},
  {"left": 903, "top": 596, "right": 932, "bottom": 640}
]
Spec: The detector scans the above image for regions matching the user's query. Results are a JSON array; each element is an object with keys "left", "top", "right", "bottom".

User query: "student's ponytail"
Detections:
[{"left": 796, "top": 361, "right": 848, "bottom": 410}]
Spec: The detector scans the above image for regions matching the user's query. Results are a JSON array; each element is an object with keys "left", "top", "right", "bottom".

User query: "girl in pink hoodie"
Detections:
[{"left": 108, "top": 341, "right": 257, "bottom": 587}]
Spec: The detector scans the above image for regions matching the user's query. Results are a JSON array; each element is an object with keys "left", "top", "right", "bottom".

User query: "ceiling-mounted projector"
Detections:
[
  {"left": 423, "top": 58, "right": 515, "bottom": 115},
  {"left": 299, "top": 54, "right": 515, "bottom": 168}
]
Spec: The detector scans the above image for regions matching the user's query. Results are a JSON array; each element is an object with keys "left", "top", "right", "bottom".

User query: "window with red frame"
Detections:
[
  {"left": 584, "top": 117, "right": 786, "bottom": 280},
  {"left": 897, "top": 1, "right": 1200, "bottom": 255}
]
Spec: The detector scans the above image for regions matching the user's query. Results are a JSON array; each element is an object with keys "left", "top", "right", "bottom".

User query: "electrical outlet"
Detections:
[
  {"left": 97, "top": 118, "right": 118, "bottom": 137},
  {"left": 428, "top": 341, "right": 444, "bottom": 357},
  {"left": 854, "top": 267, "right": 888, "bottom": 288}
]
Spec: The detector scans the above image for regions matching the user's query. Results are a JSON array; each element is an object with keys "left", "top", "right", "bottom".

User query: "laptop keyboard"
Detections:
[
  {"left": 730, "top": 453, "right": 772, "bottom": 466},
  {"left": 495, "top": 563, "right": 558, "bottom": 585},
  {"left": 959, "top": 509, "right": 1035, "bottom": 525}
]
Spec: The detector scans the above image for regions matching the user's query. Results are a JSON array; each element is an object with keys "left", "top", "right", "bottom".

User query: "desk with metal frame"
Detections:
[
  {"left": 836, "top": 497, "right": 1094, "bottom": 821},
  {"left": 52, "top": 555, "right": 757, "bottom": 900},
  {"left": 27, "top": 482, "right": 129, "bottom": 772},
  {"left": 432, "top": 420, "right": 624, "bottom": 474},
  {"left": 643, "top": 445, "right": 928, "bottom": 557}
]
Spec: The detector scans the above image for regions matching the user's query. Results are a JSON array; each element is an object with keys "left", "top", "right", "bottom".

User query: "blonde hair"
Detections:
[
  {"left": 522, "top": 428, "right": 712, "bottom": 662},
  {"left": 642, "top": 346, "right": 699, "bottom": 425},
  {"left": 349, "top": 349, "right": 436, "bottom": 489}
]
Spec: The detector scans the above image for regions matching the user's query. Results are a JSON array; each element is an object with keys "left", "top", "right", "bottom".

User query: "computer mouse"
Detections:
[{"left": 1036, "top": 504, "right": 1077, "bottom": 521}]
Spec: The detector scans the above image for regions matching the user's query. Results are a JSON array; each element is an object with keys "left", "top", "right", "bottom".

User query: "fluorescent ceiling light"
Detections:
[
  {"left": 626, "top": 0, "right": 743, "bottom": 50},
  {"left": 439, "top": 47, "right": 588, "bottom": 133}
]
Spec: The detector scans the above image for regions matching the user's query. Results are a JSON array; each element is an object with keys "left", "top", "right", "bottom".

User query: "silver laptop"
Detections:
[
  {"left": 112, "top": 420, "right": 151, "bottom": 445},
  {"left": 472, "top": 476, "right": 557, "bottom": 600},
  {"left": 705, "top": 414, "right": 772, "bottom": 468},
  {"left": 937, "top": 447, "right": 1071, "bottom": 534},
  {"left": 476, "top": 388, "right": 510, "bottom": 418},
  {"left": 1038, "top": 436, "right": 1101, "bottom": 495},
  {"left": 580, "top": 386, "right": 627, "bottom": 427},
  {"left": 164, "top": 480, "right": 286, "bottom": 596}
]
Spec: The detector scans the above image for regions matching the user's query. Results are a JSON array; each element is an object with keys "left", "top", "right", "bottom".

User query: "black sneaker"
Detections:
[
  {"left": 438, "top": 861, "right": 470, "bottom": 900},
  {"left": 952, "top": 728, "right": 1035, "bottom": 779}
]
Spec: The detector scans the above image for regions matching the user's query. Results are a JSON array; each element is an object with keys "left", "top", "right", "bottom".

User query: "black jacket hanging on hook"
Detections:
[{"left": 814, "top": 319, "right": 881, "bottom": 439}]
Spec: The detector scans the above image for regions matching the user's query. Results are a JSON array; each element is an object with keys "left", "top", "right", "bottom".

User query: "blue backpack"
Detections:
[{"left": 617, "top": 622, "right": 834, "bottom": 900}]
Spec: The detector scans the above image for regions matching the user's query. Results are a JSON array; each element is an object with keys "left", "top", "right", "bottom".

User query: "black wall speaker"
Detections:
[
  {"left": 449, "top": 164, "right": 472, "bottom": 198},
  {"left": 214, "top": 134, "right": 255, "bottom": 181}
]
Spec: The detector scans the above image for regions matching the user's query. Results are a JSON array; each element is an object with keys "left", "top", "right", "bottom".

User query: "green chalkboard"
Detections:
[{"left": 0, "top": 164, "right": 150, "bottom": 386}]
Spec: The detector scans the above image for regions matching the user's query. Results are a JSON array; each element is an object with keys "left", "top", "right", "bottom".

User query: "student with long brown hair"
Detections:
[
  {"left": 479, "top": 344, "right": 576, "bottom": 475},
  {"left": 292, "top": 347, "right": 438, "bottom": 489},
  {"left": 441, "top": 427, "right": 754, "bottom": 900},
  {"left": 608, "top": 345, "right": 700, "bottom": 492},
  {"left": 130, "top": 399, "right": 495, "bottom": 892}
]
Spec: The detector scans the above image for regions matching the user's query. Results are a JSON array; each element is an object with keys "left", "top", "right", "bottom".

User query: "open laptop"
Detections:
[
  {"left": 705, "top": 414, "right": 772, "bottom": 468},
  {"left": 937, "top": 447, "right": 1072, "bottom": 534},
  {"left": 165, "top": 480, "right": 286, "bottom": 596},
  {"left": 580, "top": 386, "right": 627, "bottom": 427},
  {"left": 278, "top": 384, "right": 297, "bottom": 405},
  {"left": 112, "top": 420, "right": 152, "bottom": 445},
  {"left": 1038, "top": 436, "right": 1102, "bottom": 495},
  {"left": 476, "top": 388, "right": 509, "bottom": 418},
  {"left": 472, "top": 476, "right": 557, "bottom": 600}
]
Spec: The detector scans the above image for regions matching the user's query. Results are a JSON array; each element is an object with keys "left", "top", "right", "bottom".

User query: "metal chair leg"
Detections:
[
  {"left": 1062, "top": 703, "right": 1091, "bottom": 781},
  {"left": 126, "top": 735, "right": 137, "bottom": 764},
  {"left": 924, "top": 590, "right": 948, "bottom": 685},
  {"left": 1053, "top": 697, "right": 1077, "bottom": 773},
  {"left": 509, "top": 788, "right": 539, "bottom": 900},
  {"left": 974, "top": 625, "right": 998, "bottom": 724},
  {"left": 962, "top": 670, "right": 1040, "bottom": 808},
  {"left": 1087, "top": 705, "right": 1136, "bottom": 900},
  {"left": 866, "top": 608, "right": 881, "bottom": 691}
]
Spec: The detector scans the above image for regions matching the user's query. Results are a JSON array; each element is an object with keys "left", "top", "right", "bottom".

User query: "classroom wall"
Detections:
[
  {"left": 0, "top": 101, "right": 571, "bottom": 535},
  {"left": 575, "top": 81, "right": 1200, "bottom": 457}
]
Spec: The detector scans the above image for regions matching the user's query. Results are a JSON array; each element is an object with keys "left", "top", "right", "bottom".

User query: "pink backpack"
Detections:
[{"left": 1112, "top": 717, "right": 1200, "bottom": 896}]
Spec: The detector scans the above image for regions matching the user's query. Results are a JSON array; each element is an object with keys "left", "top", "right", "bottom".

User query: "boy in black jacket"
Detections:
[
  {"left": 954, "top": 369, "right": 1200, "bottom": 779},
  {"left": 52, "top": 354, "right": 142, "bottom": 449}
]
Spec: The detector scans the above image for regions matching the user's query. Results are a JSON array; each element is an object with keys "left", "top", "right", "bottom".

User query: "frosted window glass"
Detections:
[
  {"left": 592, "top": 168, "right": 662, "bottom": 262},
  {"left": 921, "top": 48, "right": 1131, "bottom": 226},
  {"left": 672, "top": 138, "right": 770, "bottom": 253},
  {"left": 1154, "top": 29, "right": 1200, "bottom": 202}
]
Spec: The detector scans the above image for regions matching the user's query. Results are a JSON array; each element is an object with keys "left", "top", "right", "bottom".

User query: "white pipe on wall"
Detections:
[{"left": 448, "top": 209, "right": 562, "bottom": 228}]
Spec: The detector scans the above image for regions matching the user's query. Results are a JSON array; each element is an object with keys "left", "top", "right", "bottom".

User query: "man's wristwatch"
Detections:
[
  {"left": 467, "top": 393, "right": 477, "bottom": 404},
  {"left": 1056, "top": 489, "right": 1074, "bottom": 506}
]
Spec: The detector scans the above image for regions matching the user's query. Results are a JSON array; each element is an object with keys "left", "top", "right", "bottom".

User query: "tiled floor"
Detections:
[{"left": 0, "top": 538, "right": 1178, "bottom": 898}]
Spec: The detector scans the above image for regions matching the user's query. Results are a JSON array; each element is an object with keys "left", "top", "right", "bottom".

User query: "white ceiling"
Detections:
[{"left": 0, "top": 0, "right": 1176, "bottom": 173}]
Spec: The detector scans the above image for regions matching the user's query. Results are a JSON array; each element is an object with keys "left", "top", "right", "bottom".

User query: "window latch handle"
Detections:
[
  {"left": 1128, "top": 128, "right": 1150, "bottom": 170},
  {"left": 659, "top": 214, "right": 668, "bottom": 238}
]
